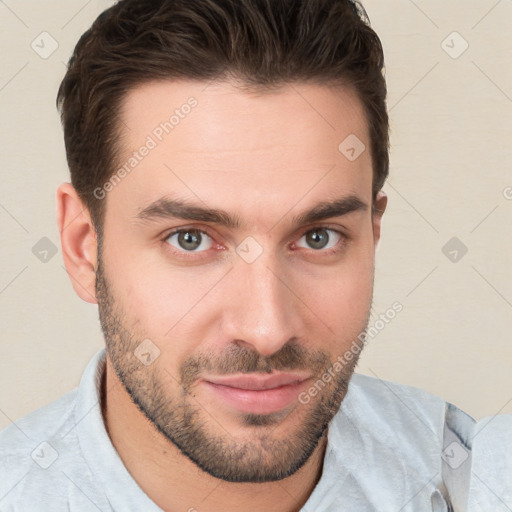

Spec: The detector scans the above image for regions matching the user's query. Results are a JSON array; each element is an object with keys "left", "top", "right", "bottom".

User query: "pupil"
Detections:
[
  {"left": 179, "top": 230, "right": 201, "bottom": 250},
  {"left": 307, "top": 229, "right": 328, "bottom": 249}
]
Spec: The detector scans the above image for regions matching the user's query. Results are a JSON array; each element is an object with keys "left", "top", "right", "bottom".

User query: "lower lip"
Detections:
[{"left": 202, "top": 380, "right": 310, "bottom": 415}]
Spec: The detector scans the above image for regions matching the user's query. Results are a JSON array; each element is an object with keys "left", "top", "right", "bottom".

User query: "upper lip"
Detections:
[{"left": 204, "top": 372, "right": 312, "bottom": 391}]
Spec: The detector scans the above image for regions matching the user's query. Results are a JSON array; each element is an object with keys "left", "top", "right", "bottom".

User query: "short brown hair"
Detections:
[{"left": 56, "top": 0, "right": 389, "bottom": 236}]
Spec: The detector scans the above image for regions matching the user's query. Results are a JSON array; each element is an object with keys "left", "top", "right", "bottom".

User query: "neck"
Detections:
[{"left": 101, "top": 356, "right": 328, "bottom": 512}]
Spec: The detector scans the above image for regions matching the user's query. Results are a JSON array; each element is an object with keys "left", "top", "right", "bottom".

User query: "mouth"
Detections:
[
  {"left": 203, "top": 372, "right": 312, "bottom": 390},
  {"left": 201, "top": 372, "right": 312, "bottom": 415}
]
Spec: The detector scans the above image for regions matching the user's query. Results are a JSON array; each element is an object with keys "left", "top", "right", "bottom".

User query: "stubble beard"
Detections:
[{"left": 95, "top": 249, "right": 369, "bottom": 483}]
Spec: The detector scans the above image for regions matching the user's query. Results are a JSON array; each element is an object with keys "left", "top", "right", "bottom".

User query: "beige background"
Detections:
[{"left": 0, "top": 0, "right": 511, "bottom": 430}]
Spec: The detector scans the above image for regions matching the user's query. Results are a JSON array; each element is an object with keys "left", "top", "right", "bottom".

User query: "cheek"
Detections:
[
  {"left": 120, "top": 271, "right": 196, "bottom": 332},
  {"left": 302, "top": 238, "right": 374, "bottom": 332},
  {"left": 112, "top": 255, "right": 226, "bottom": 350},
  {"left": 314, "top": 270, "right": 372, "bottom": 320}
]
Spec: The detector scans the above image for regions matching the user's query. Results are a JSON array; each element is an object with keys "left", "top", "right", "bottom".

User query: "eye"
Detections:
[
  {"left": 165, "top": 228, "right": 214, "bottom": 252},
  {"left": 295, "top": 228, "right": 343, "bottom": 251}
]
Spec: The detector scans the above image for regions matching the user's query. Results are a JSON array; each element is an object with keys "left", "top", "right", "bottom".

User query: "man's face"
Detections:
[{"left": 95, "top": 79, "right": 383, "bottom": 483}]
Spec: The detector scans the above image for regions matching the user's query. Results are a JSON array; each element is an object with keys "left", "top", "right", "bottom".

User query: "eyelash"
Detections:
[{"left": 160, "top": 225, "right": 349, "bottom": 260}]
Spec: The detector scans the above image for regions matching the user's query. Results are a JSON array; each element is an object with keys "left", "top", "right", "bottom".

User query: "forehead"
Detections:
[
  {"left": 119, "top": 78, "right": 369, "bottom": 152},
  {"left": 109, "top": 79, "right": 372, "bottom": 223}
]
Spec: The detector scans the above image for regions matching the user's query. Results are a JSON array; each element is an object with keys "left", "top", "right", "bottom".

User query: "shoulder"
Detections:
[
  {"left": 0, "top": 387, "right": 78, "bottom": 465},
  {"left": 330, "top": 372, "right": 456, "bottom": 466},
  {"left": 0, "top": 388, "right": 78, "bottom": 447},
  {"left": 0, "top": 371, "right": 112, "bottom": 510},
  {"left": 0, "top": 389, "right": 79, "bottom": 506},
  {"left": 344, "top": 372, "right": 452, "bottom": 438},
  {"left": 325, "top": 374, "right": 512, "bottom": 510},
  {"left": 469, "top": 414, "right": 512, "bottom": 510},
  {"left": 324, "top": 373, "right": 476, "bottom": 506}
]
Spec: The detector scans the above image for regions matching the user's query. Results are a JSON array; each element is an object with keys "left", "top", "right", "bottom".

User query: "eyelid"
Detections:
[
  {"left": 297, "top": 224, "right": 349, "bottom": 238},
  {"left": 165, "top": 226, "right": 213, "bottom": 239}
]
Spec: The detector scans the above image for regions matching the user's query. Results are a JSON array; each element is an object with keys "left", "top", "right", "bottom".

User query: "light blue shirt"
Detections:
[{"left": 0, "top": 349, "right": 510, "bottom": 511}]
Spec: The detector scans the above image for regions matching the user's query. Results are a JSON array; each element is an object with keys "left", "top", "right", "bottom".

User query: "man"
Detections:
[{"left": 0, "top": 0, "right": 510, "bottom": 510}]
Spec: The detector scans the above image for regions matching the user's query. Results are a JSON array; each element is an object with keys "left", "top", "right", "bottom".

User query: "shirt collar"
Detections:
[{"left": 74, "top": 348, "right": 163, "bottom": 511}]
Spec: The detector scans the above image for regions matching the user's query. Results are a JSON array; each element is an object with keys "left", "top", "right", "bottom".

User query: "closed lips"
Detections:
[{"left": 203, "top": 373, "right": 312, "bottom": 390}]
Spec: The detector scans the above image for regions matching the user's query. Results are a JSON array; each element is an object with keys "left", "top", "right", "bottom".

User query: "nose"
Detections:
[{"left": 221, "top": 251, "right": 300, "bottom": 357}]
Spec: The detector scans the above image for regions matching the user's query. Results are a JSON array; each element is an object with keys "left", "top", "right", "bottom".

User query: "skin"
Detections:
[{"left": 57, "top": 79, "right": 387, "bottom": 512}]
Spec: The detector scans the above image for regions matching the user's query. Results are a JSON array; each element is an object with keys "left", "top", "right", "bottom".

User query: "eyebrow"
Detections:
[{"left": 135, "top": 194, "right": 368, "bottom": 229}]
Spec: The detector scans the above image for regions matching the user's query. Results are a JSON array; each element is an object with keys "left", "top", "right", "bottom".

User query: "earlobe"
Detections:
[
  {"left": 56, "top": 183, "right": 99, "bottom": 304},
  {"left": 372, "top": 190, "right": 387, "bottom": 247}
]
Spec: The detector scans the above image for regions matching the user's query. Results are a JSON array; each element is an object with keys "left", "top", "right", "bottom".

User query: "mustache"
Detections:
[{"left": 179, "top": 340, "right": 331, "bottom": 391}]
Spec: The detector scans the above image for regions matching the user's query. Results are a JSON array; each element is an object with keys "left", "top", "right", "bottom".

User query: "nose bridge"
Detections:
[{"left": 225, "top": 251, "right": 297, "bottom": 356}]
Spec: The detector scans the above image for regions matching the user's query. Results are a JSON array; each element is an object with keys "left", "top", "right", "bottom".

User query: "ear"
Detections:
[
  {"left": 56, "top": 183, "right": 98, "bottom": 304},
  {"left": 372, "top": 190, "right": 387, "bottom": 248}
]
